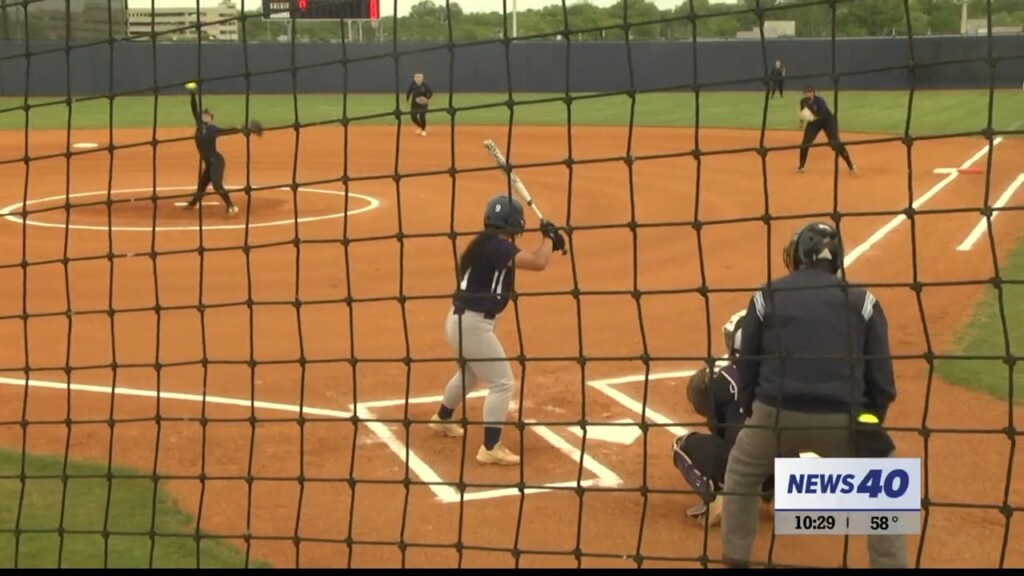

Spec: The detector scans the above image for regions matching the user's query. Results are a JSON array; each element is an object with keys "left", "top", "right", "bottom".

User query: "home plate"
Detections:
[
  {"left": 71, "top": 142, "right": 98, "bottom": 149},
  {"left": 567, "top": 419, "right": 643, "bottom": 445}
]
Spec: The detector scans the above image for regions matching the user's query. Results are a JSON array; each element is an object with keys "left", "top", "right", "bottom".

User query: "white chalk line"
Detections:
[
  {"left": 956, "top": 172, "right": 1024, "bottom": 252},
  {"left": 843, "top": 137, "right": 1001, "bottom": 268},
  {"left": 0, "top": 139, "right": 1000, "bottom": 504},
  {"left": 0, "top": 375, "right": 353, "bottom": 419},
  {"left": 0, "top": 185, "right": 381, "bottom": 232}
]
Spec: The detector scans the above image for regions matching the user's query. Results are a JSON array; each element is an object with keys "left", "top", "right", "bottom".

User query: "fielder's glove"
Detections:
[
  {"left": 540, "top": 219, "right": 567, "bottom": 254},
  {"left": 415, "top": 96, "right": 429, "bottom": 105},
  {"left": 245, "top": 120, "right": 264, "bottom": 137}
]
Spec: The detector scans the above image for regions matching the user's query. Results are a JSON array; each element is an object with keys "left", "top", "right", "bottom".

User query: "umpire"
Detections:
[{"left": 720, "top": 222, "right": 907, "bottom": 569}]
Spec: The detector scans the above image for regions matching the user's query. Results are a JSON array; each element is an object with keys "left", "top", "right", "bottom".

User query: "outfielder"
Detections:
[
  {"left": 796, "top": 85, "right": 856, "bottom": 174},
  {"left": 720, "top": 221, "right": 906, "bottom": 568},
  {"left": 429, "top": 194, "right": 566, "bottom": 465},
  {"left": 405, "top": 72, "right": 433, "bottom": 136},
  {"left": 181, "top": 82, "right": 262, "bottom": 215}
]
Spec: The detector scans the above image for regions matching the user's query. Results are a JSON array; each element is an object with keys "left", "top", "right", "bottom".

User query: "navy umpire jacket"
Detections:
[{"left": 735, "top": 266, "right": 898, "bottom": 423}]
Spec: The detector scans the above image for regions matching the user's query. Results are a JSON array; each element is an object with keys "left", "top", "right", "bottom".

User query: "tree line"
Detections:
[{"left": 241, "top": 0, "right": 1024, "bottom": 42}]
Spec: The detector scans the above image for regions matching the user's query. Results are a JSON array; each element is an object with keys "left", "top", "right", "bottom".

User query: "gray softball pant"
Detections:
[{"left": 440, "top": 307, "right": 515, "bottom": 426}]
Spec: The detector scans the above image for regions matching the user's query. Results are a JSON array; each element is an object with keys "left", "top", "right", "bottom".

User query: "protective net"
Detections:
[{"left": 0, "top": 0, "right": 1021, "bottom": 569}]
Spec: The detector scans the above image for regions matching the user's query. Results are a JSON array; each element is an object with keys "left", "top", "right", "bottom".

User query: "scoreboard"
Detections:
[{"left": 262, "top": 0, "right": 380, "bottom": 20}]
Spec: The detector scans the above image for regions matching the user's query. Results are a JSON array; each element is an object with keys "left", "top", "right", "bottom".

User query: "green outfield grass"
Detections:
[
  {"left": 935, "top": 239, "right": 1024, "bottom": 403},
  {"left": 0, "top": 89, "right": 1019, "bottom": 136},
  {"left": 0, "top": 449, "right": 265, "bottom": 569}
]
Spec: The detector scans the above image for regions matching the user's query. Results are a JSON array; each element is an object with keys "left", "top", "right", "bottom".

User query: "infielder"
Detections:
[
  {"left": 181, "top": 83, "right": 262, "bottom": 215},
  {"left": 796, "top": 85, "right": 856, "bottom": 174},
  {"left": 405, "top": 72, "right": 434, "bottom": 136},
  {"left": 430, "top": 194, "right": 566, "bottom": 465},
  {"left": 721, "top": 222, "right": 906, "bottom": 568},
  {"left": 673, "top": 310, "right": 774, "bottom": 527}
]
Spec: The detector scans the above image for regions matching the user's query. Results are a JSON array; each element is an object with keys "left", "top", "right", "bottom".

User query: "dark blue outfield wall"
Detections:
[{"left": 0, "top": 35, "right": 1022, "bottom": 97}]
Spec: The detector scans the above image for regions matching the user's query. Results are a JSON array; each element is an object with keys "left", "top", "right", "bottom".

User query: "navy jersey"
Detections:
[
  {"left": 191, "top": 94, "right": 223, "bottom": 161},
  {"left": 406, "top": 82, "right": 434, "bottom": 107},
  {"left": 453, "top": 234, "right": 520, "bottom": 317},
  {"left": 800, "top": 95, "right": 833, "bottom": 123}
]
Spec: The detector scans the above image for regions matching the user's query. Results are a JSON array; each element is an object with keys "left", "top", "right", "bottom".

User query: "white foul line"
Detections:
[
  {"left": 844, "top": 137, "right": 1002, "bottom": 268},
  {"left": 0, "top": 375, "right": 353, "bottom": 419},
  {"left": 956, "top": 173, "right": 1024, "bottom": 252},
  {"left": 173, "top": 201, "right": 219, "bottom": 207}
]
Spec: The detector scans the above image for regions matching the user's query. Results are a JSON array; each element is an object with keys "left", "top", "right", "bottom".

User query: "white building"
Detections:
[
  {"left": 127, "top": 0, "right": 239, "bottom": 41},
  {"left": 735, "top": 20, "right": 796, "bottom": 39}
]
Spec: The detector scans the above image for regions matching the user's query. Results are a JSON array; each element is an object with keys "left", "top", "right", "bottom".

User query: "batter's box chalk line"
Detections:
[
  {"left": 349, "top": 369, "right": 698, "bottom": 504},
  {"left": 0, "top": 185, "right": 381, "bottom": 232}
]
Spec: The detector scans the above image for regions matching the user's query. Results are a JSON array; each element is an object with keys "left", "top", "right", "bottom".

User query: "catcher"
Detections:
[
  {"left": 181, "top": 81, "right": 263, "bottom": 216},
  {"left": 405, "top": 72, "right": 434, "bottom": 136},
  {"left": 672, "top": 311, "right": 774, "bottom": 526},
  {"left": 673, "top": 234, "right": 809, "bottom": 525},
  {"left": 796, "top": 85, "right": 855, "bottom": 174}
]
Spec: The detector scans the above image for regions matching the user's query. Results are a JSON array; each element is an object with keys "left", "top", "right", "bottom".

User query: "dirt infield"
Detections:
[{"left": 0, "top": 123, "right": 1020, "bottom": 568}]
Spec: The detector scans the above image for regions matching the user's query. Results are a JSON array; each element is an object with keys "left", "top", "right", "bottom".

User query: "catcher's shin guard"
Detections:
[{"left": 672, "top": 435, "right": 717, "bottom": 504}]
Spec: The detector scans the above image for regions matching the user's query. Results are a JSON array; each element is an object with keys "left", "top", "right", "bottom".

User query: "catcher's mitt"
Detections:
[
  {"left": 246, "top": 120, "right": 264, "bottom": 137},
  {"left": 415, "top": 96, "right": 429, "bottom": 105}
]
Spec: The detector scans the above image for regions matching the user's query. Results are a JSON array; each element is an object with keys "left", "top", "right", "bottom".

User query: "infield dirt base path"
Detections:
[{"left": 0, "top": 124, "right": 1019, "bottom": 568}]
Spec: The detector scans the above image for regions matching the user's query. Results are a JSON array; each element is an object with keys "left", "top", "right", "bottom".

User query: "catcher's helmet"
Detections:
[
  {"left": 782, "top": 231, "right": 800, "bottom": 272},
  {"left": 722, "top": 309, "right": 746, "bottom": 357},
  {"left": 483, "top": 194, "right": 525, "bottom": 233},
  {"left": 792, "top": 222, "right": 843, "bottom": 274}
]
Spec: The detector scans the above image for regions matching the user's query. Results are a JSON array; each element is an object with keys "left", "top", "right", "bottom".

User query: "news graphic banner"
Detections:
[{"left": 773, "top": 458, "right": 922, "bottom": 536}]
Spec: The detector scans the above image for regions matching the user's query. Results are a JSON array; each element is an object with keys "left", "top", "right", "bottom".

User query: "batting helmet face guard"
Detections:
[
  {"left": 793, "top": 222, "right": 844, "bottom": 275},
  {"left": 483, "top": 194, "right": 526, "bottom": 234},
  {"left": 722, "top": 310, "right": 746, "bottom": 357},
  {"left": 685, "top": 366, "right": 711, "bottom": 418}
]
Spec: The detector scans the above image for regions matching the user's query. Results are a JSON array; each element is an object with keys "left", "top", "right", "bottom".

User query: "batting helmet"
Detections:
[
  {"left": 483, "top": 194, "right": 525, "bottom": 234},
  {"left": 685, "top": 366, "right": 712, "bottom": 418},
  {"left": 792, "top": 222, "right": 843, "bottom": 275}
]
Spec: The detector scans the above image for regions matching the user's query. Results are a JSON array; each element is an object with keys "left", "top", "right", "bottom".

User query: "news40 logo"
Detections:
[{"left": 773, "top": 458, "right": 921, "bottom": 512}]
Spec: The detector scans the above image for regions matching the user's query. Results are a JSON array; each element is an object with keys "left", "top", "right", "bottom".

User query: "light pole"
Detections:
[
  {"left": 512, "top": 0, "right": 517, "bottom": 38},
  {"left": 960, "top": 0, "right": 968, "bottom": 35}
]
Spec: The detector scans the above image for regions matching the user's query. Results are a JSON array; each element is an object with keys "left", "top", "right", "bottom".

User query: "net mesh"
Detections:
[{"left": 0, "top": 0, "right": 1020, "bottom": 569}]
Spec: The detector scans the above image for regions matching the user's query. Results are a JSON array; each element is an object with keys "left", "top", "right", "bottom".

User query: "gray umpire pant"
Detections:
[
  {"left": 721, "top": 400, "right": 908, "bottom": 568},
  {"left": 440, "top": 308, "right": 516, "bottom": 427}
]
